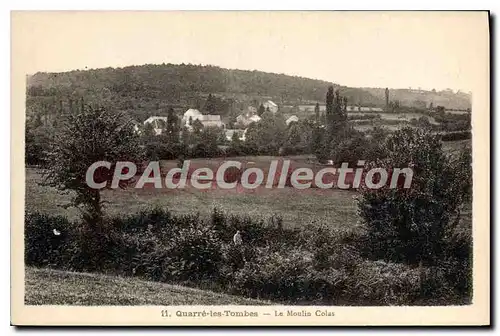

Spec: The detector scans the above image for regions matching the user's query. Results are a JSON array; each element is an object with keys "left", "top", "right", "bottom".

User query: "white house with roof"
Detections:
[
  {"left": 143, "top": 116, "right": 169, "bottom": 135},
  {"left": 182, "top": 108, "right": 202, "bottom": 122},
  {"left": 236, "top": 113, "right": 261, "bottom": 127},
  {"left": 263, "top": 100, "right": 278, "bottom": 113},
  {"left": 182, "top": 108, "right": 224, "bottom": 130},
  {"left": 286, "top": 115, "right": 299, "bottom": 126},
  {"left": 198, "top": 115, "right": 224, "bottom": 128}
]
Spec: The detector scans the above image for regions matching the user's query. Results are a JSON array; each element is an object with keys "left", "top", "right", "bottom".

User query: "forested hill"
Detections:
[
  {"left": 26, "top": 63, "right": 471, "bottom": 121},
  {"left": 26, "top": 63, "right": 384, "bottom": 121}
]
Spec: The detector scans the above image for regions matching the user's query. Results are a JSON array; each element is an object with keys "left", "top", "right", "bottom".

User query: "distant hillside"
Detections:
[
  {"left": 26, "top": 63, "right": 471, "bottom": 122},
  {"left": 362, "top": 87, "right": 471, "bottom": 110},
  {"left": 26, "top": 63, "right": 384, "bottom": 121}
]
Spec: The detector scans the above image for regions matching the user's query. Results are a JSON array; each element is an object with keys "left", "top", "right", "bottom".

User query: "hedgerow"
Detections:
[{"left": 25, "top": 205, "right": 471, "bottom": 305}]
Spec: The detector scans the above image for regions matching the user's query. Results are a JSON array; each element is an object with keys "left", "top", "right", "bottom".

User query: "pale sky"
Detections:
[{"left": 12, "top": 11, "right": 489, "bottom": 92}]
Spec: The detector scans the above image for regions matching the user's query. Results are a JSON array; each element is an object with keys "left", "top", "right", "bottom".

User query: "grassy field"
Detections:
[
  {"left": 26, "top": 155, "right": 360, "bottom": 229},
  {"left": 25, "top": 267, "right": 268, "bottom": 305},
  {"left": 25, "top": 143, "right": 471, "bottom": 229}
]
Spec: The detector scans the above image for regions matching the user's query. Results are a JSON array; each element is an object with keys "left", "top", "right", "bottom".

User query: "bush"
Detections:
[
  {"left": 145, "top": 142, "right": 187, "bottom": 160},
  {"left": 111, "top": 207, "right": 196, "bottom": 235},
  {"left": 25, "top": 123, "right": 52, "bottom": 167},
  {"left": 25, "top": 206, "right": 470, "bottom": 305},
  {"left": 348, "top": 260, "right": 421, "bottom": 305},
  {"left": 189, "top": 142, "right": 223, "bottom": 158},
  {"left": 231, "top": 248, "right": 317, "bottom": 301},
  {"left": 441, "top": 225, "right": 472, "bottom": 301},
  {"left": 162, "top": 225, "right": 223, "bottom": 281},
  {"left": 358, "top": 128, "right": 470, "bottom": 266},
  {"left": 25, "top": 211, "right": 123, "bottom": 272},
  {"left": 25, "top": 212, "right": 74, "bottom": 267},
  {"left": 328, "top": 128, "right": 387, "bottom": 167}
]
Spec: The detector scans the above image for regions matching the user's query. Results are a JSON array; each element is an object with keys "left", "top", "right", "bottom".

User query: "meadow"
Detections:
[
  {"left": 25, "top": 141, "right": 470, "bottom": 229},
  {"left": 26, "top": 166, "right": 359, "bottom": 230}
]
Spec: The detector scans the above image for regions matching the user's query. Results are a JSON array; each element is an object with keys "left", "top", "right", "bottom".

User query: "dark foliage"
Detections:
[{"left": 26, "top": 205, "right": 471, "bottom": 305}]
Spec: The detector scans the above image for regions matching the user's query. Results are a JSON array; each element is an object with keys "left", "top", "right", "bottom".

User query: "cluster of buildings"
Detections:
[
  {"left": 139, "top": 100, "right": 295, "bottom": 143},
  {"left": 136, "top": 98, "right": 391, "bottom": 142}
]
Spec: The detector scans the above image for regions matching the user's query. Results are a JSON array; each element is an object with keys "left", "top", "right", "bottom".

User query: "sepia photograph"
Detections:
[{"left": 10, "top": 10, "right": 490, "bottom": 326}]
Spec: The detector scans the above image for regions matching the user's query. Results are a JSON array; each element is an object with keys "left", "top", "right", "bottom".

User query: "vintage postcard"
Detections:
[{"left": 11, "top": 11, "right": 490, "bottom": 326}]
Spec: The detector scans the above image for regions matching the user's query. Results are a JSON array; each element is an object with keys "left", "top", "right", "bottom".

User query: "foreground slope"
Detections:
[{"left": 25, "top": 267, "right": 268, "bottom": 305}]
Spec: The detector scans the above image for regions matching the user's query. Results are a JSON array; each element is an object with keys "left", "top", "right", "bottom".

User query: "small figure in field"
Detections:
[
  {"left": 233, "top": 230, "right": 246, "bottom": 263},
  {"left": 233, "top": 230, "right": 243, "bottom": 246}
]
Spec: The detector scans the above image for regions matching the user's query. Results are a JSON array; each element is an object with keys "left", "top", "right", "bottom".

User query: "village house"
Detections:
[
  {"left": 263, "top": 100, "right": 279, "bottom": 113},
  {"left": 236, "top": 113, "right": 261, "bottom": 127},
  {"left": 182, "top": 108, "right": 225, "bottom": 130},
  {"left": 286, "top": 115, "right": 299, "bottom": 126}
]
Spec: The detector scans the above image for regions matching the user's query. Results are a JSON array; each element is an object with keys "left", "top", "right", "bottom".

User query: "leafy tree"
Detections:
[
  {"left": 257, "top": 103, "right": 265, "bottom": 116},
  {"left": 330, "top": 131, "right": 370, "bottom": 167},
  {"left": 43, "top": 104, "right": 143, "bottom": 227},
  {"left": 286, "top": 123, "right": 302, "bottom": 147},
  {"left": 143, "top": 122, "right": 156, "bottom": 140},
  {"left": 312, "top": 126, "right": 326, "bottom": 161},
  {"left": 231, "top": 130, "right": 242, "bottom": 144},
  {"left": 25, "top": 118, "right": 52, "bottom": 166},
  {"left": 165, "top": 107, "right": 180, "bottom": 142},
  {"left": 451, "top": 145, "right": 472, "bottom": 205},
  {"left": 316, "top": 86, "right": 350, "bottom": 162},
  {"left": 246, "top": 113, "right": 287, "bottom": 154},
  {"left": 204, "top": 93, "right": 216, "bottom": 114},
  {"left": 358, "top": 128, "right": 471, "bottom": 266},
  {"left": 191, "top": 126, "right": 222, "bottom": 157},
  {"left": 325, "top": 86, "right": 334, "bottom": 124},
  {"left": 325, "top": 86, "right": 348, "bottom": 141},
  {"left": 368, "top": 126, "right": 389, "bottom": 143},
  {"left": 192, "top": 119, "right": 204, "bottom": 135}
]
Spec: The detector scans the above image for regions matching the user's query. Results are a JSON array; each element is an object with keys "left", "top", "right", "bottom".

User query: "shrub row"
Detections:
[{"left": 25, "top": 207, "right": 471, "bottom": 305}]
